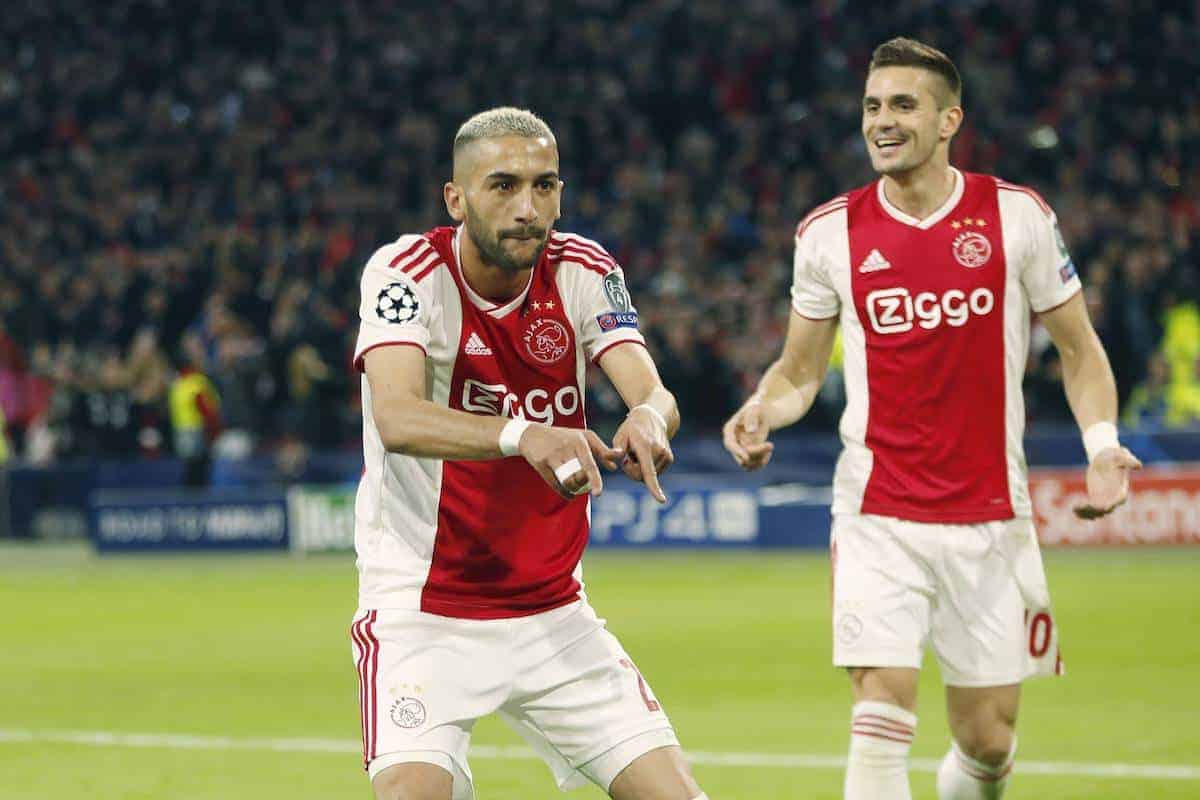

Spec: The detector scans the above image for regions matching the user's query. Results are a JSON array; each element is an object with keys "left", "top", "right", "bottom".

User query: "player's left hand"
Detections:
[
  {"left": 613, "top": 406, "right": 673, "bottom": 504},
  {"left": 1074, "top": 446, "right": 1142, "bottom": 519}
]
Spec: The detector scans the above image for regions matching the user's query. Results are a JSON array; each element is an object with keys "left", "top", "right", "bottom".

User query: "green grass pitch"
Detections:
[{"left": 2, "top": 543, "right": 1198, "bottom": 798}]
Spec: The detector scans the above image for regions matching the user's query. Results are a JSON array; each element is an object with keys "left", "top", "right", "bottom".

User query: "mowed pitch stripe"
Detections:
[{"left": 1, "top": 729, "right": 1198, "bottom": 781}]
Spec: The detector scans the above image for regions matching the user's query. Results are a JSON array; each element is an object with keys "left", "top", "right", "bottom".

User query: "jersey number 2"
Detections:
[{"left": 619, "top": 658, "right": 661, "bottom": 712}]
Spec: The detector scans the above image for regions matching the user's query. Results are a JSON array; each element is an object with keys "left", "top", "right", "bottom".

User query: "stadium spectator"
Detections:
[
  {"left": 1161, "top": 278, "right": 1200, "bottom": 390},
  {"left": 125, "top": 327, "right": 171, "bottom": 457},
  {"left": 168, "top": 333, "right": 221, "bottom": 486},
  {"left": 71, "top": 348, "right": 139, "bottom": 458},
  {"left": 1122, "top": 351, "right": 1193, "bottom": 430}
]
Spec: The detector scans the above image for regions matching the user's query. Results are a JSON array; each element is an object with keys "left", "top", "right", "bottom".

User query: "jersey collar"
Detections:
[
  {"left": 876, "top": 167, "right": 964, "bottom": 230},
  {"left": 452, "top": 225, "right": 533, "bottom": 319}
]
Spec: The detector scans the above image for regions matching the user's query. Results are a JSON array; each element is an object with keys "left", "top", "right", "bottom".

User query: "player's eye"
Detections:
[
  {"left": 494, "top": 181, "right": 513, "bottom": 191},
  {"left": 536, "top": 180, "right": 554, "bottom": 191}
]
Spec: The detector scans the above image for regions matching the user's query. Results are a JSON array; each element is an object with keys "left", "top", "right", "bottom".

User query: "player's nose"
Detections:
[
  {"left": 873, "top": 111, "right": 895, "bottom": 131},
  {"left": 512, "top": 187, "right": 538, "bottom": 223}
]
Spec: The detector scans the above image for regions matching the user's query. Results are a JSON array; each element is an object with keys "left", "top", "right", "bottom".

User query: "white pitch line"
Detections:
[{"left": 2, "top": 729, "right": 1198, "bottom": 781}]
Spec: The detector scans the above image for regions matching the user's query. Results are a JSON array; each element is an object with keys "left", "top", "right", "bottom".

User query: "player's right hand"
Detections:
[
  {"left": 722, "top": 400, "right": 775, "bottom": 471},
  {"left": 519, "top": 425, "right": 624, "bottom": 500}
]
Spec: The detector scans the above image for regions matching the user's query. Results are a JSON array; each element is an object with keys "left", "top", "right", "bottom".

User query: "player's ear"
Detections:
[
  {"left": 940, "top": 105, "right": 963, "bottom": 141},
  {"left": 444, "top": 182, "right": 466, "bottom": 223}
]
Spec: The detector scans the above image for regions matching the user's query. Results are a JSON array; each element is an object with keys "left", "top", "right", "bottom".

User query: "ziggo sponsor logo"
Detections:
[
  {"left": 866, "top": 287, "right": 995, "bottom": 334},
  {"left": 461, "top": 378, "right": 580, "bottom": 423}
]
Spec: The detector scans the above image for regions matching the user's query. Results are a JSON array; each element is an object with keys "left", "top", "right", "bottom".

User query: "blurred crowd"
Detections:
[{"left": 0, "top": 0, "right": 1197, "bottom": 470}]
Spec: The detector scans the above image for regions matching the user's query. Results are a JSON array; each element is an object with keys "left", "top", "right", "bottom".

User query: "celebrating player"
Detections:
[
  {"left": 351, "top": 107, "right": 707, "bottom": 800},
  {"left": 723, "top": 39, "right": 1141, "bottom": 800}
]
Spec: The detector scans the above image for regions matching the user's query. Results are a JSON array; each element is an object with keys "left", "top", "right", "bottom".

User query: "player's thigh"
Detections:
[
  {"left": 607, "top": 745, "right": 701, "bottom": 800},
  {"left": 945, "top": 683, "right": 1020, "bottom": 762},
  {"left": 502, "top": 602, "right": 684, "bottom": 794},
  {"left": 351, "top": 609, "right": 506, "bottom": 799},
  {"left": 927, "top": 522, "right": 1037, "bottom": 687},
  {"left": 372, "top": 761, "right": 454, "bottom": 800},
  {"left": 832, "top": 514, "right": 937, "bottom": 672}
]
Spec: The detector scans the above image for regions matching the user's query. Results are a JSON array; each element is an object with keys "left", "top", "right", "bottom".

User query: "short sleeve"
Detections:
[
  {"left": 547, "top": 231, "right": 646, "bottom": 362},
  {"left": 574, "top": 266, "right": 646, "bottom": 362},
  {"left": 1013, "top": 195, "right": 1082, "bottom": 313},
  {"left": 790, "top": 224, "right": 840, "bottom": 320},
  {"left": 353, "top": 237, "right": 435, "bottom": 372}
]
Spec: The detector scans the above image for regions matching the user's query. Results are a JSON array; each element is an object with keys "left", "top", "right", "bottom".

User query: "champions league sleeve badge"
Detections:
[
  {"left": 376, "top": 281, "right": 421, "bottom": 324},
  {"left": 602, "top": 272, "right": 633, "bottom": 312}
]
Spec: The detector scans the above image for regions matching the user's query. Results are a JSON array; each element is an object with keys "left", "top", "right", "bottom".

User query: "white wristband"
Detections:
[
  {"left": 1082, "top": 421, "right": 1119, "bottom": 463},
  {"left": 498, "top": 418, "right": 531, "bottom": 457},
  {"left": 631, "top": 403, "right": 668, "bottom": 433}
]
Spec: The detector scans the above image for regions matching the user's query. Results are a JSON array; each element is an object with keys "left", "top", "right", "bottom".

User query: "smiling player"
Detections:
[
  {"left": 350, "top": 107, "right": 707, "bottom": 800},
  {"left": 723, "top": 39, "right": 1141, "bottom": 800}
]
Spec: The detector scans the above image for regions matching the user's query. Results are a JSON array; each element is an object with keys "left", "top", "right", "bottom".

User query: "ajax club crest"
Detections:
[
  {"left": 952, "top": 231, "right": 992, "bottom": 268},
  {"left": 390, "top": 697, "right": 427, "bottom": 729},
  {"left": 523, "top": 317, "right": 570, "bottom": 365}
]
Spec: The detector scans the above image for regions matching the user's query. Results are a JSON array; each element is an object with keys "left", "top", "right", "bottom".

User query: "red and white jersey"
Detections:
[
  {"left": 352, "top": 226, "right": 644, "bottom": 618},
  {"left": 791, "top": 169, "right": 1082, "bottom": 523}
]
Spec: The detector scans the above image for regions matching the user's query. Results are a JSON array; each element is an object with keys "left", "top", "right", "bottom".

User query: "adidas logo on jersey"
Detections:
[
  {"left": 858, "top": 249, "right": 892, "bottom": 273},
  {"left": 465, "top": 332, "right": 493, "bottom": 356}
]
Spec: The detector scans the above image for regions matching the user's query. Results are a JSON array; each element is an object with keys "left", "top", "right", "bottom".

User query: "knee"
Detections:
[{"left": 953, "top": 714, "right": 1016, "bottom": 767}]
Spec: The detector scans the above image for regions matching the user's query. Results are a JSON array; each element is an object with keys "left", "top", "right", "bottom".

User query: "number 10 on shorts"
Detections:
[{"left": 1026, "top": 610, "right": 1053, "bottom": 658}]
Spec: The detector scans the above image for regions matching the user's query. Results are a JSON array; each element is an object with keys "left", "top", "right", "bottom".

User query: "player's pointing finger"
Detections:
[
  {"left": 574, "top": 439, "right": 605, "bottom": 497},
  {"left": 634, "top": 440, "right": 667, "bottom": 503}
]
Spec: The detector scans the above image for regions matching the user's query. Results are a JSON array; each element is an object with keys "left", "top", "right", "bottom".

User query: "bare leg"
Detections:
[
  {"left": 607, "top": 745, "right": 703, "bottom": 800},
  {"left": 371, "top": 762, "right": 454, "bottom": 800},
  {"left": 937, "top": 684, "right": 1020, "bottom": 799}
]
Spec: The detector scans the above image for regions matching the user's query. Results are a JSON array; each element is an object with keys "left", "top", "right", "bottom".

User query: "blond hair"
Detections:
[{"left": 452, "top": 107, "right": 555, "bottom": 169}]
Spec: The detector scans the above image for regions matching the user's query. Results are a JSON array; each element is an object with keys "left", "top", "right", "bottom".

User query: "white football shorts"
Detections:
[
  {"left": 830, "top": 513, "right": 1063, "bottom": 687},
  {"left": 349, "top": 600, "right": 678, "bottom": 799}
]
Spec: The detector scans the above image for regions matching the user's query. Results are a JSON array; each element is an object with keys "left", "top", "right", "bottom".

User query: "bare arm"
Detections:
[
  {"left": 1039, "top": 292, "right": 1142, "bottom": 517},
  {"left": 364, "top": 345, "right": 507, "bottom": 459},
  {"left": 363, "top": 345, "right": 621, "bottom": 497},
  {"left": 723, "top": 311, "right": 838, "bottom": 470},
  {"left": 599, "top": 343, "right": 680, "bottom": 436},
  {"left": 1038, "top": 292, "right": 1117, "bottom": 431},
  {"left": 752, "top": 312, "right": 839, "bottom": 430},
  {"left": 598, "top": 342, "right": 679, "bottom": 502}
]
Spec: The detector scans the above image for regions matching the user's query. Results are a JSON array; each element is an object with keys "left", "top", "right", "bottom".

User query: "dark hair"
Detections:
[{"left": 869, "top": 37, "right": 962, "bottom": 107}]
